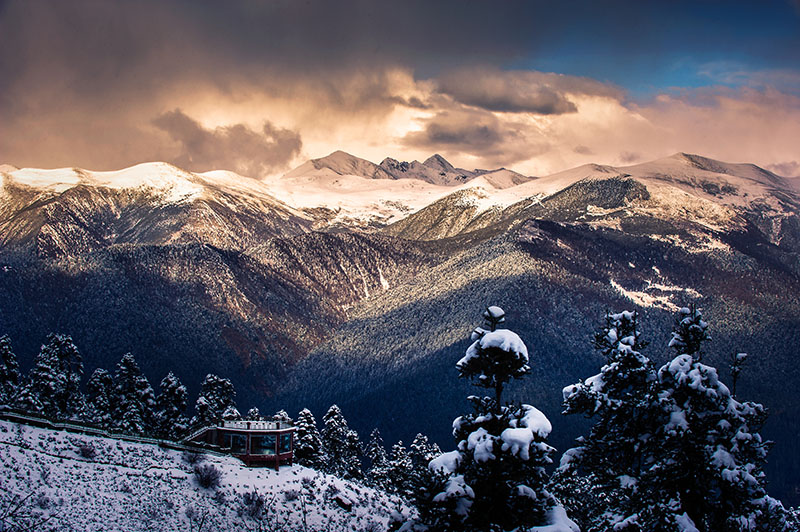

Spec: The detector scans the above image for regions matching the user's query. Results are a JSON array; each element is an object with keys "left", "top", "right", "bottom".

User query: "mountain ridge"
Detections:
[{"left": 2, "top": 150, "right": 800, "bottom": 505}]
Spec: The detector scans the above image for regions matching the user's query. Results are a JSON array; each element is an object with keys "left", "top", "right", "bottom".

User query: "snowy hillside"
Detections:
[
  {"left": 386, "top": 152, "right": 800, "bottom": 241},
  {"left": 0, "top": 420, "right": 409, "bottom": 531}
]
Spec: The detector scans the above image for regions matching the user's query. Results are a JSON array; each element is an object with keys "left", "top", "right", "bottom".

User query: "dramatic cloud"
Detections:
[
  {"left": 401, "top": 107, "right": 549, "bottom": 169},
  {"left": 435, "top": 67, "right": 622, "bottom": 114},
  {"left": 152, "top": 110, "right": 302, "bottom": 177},
  {"left": 1, "top": 0, "right": 799, "bottom": 175}
]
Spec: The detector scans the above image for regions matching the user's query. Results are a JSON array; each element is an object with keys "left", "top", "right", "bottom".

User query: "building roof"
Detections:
[
  {"left": 183, "top": 419, "right": 295, "bottom": 444},
  {"left": 221, "top": 420, "right": 295, "bottom": 431}
]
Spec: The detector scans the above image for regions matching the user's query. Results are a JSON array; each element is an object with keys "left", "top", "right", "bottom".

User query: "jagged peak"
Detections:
[
  {"left": 379, "top": 157, "right": 410, "bottom": 172},
  {"left": 423, "top": 154, "right": 456, "bottom": 172}
]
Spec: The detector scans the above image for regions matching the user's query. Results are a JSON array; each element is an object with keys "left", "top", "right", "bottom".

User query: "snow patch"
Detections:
[{"left": 610, "top": 279, "right": 701, "bottom": 311}]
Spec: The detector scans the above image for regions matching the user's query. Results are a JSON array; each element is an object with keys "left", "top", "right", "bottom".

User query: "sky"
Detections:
[{"left": 1, "top": 0, "right": 800, "bottom": 177}]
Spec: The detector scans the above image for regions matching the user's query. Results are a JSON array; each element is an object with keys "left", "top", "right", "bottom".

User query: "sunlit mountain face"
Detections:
[{"left": 2, "top": 0, "right": 800, "bottom": 522}]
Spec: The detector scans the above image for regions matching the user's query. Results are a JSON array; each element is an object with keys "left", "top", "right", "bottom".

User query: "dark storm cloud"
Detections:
[
  {"left": 153, "top": 110, "right": 302, "bottom": 177},
  {"left": 435, "top": 68, "right": 623, "bottom": 115},
  {"left": 404, "top": 110, "right": 505, "bottom": 150},
  {"left": 1, "top": 0, "right": 799, "bottom": 171},
  {"left": 402, "top": 108, "right": 543, "bottom": 166}
]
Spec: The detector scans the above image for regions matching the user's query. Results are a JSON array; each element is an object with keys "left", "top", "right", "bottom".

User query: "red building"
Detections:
[{"left": 184, "top": 420, "right": 296, "bottom": 469}]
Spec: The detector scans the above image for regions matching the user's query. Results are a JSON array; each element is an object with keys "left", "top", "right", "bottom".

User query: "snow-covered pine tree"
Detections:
[
  {"left": 365, "top": 428, "right": 391, "bottom": 490},
  {"left": 667, "top": 303, "right": 710, "bottom": 360},
  {"left": 321, "top": 404, "right": 362, "bottom": 480},
  {"left": 24, "top": 334, "right": 85, "bottom": 419},
  {"left": 639, "top": 306, "right": 794, "bottom": 531},
  {"left": 154, "top": 372, "right": 188, "bottom": 440},
  {"left": 0, "top": 335, "right": 20, "bottom": 405},
  {"left": 221, "top": 405, "right": 242, "bottom": 420},
  {"left": 191, "top": 374, "right": 237, "bottom": 428},
  {"left": 294, "top": 408, "right": 326, "bottom": 468},
  {"left": 113, "top": 353, "right": 156, "bottom": 435},
  {"left": 555, "top": 309, "right": 658, "bottom": 529},
  {"left": 414, "top": 306, "right": 560, "bottom": 531},
  {"left": 408, "top": 433, "right": 442, "bottom": 497},
  {"left": 272, "top": 409, "right": 292, "bottom": 424},
  {"left": 409, "top": 433, "right": 441, "bottom": 471},
  {"left": 387, "top": 440, "right": 413, "bottom": 496},
  {"left": 85, "top": 368, "right": 114, "bottom": 428},
  {"left": 245, "top": 407, "right": 264, "bottom": 421},
  {"left": 345, "top": 430, "right": 364, "bottom": 480}
]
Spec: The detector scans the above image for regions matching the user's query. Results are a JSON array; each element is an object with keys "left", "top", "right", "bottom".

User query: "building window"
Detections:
[
  {"left": 251, "top": 435, "right": 277, "bottom": 455},
  {"left": 225, "top": 433, "right": 247, "bottom": 453},
  {"left": 279, "top": 433, "right": 292, "bottom": 454}
]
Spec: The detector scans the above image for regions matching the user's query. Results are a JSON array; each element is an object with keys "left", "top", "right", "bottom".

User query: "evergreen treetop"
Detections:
[
  {"left": 154, "top": 371, "right": 188, "bottom": 439},
  {"left": 113, "top": 353, "right": 155, "bottom": 434},
  {"left": 294, "top": 408, "right": 326, "bottom": 468},
  {"left": 27, "top": 334, "right": 85, "bottom": 419},
  {"left": 192, "top": 374, "right": 237, "bottom": 428},
  {"left": 409, "top": 306, "right": 562, "bottom": 532}
]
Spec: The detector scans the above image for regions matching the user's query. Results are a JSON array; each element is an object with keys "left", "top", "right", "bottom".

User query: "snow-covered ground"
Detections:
[{"left": 0, "top": 420, "right": 409, "bottom": 531}]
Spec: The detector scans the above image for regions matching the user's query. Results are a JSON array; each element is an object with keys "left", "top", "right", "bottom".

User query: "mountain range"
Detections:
[{"left": 1, "top": 150, "right": 799, "bottom": 504}]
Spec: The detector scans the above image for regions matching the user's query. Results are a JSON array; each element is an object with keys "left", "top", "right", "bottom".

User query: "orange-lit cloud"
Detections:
[{"left": 1, "top": 1, "right": 799, "bottom": 177}]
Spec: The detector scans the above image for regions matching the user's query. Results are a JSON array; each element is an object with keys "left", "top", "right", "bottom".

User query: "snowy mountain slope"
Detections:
[
  {"left": 1, "top": 163, "right": 313, "bottom": 257},
  {"left": 265, "top": 163, "right": 462, "bottom": 229},
  {"left": 475, "top": 167, "right": 534, "bottom": 188},
  {"left": 382, "top": 154, "right": 800, "bottom": 243},
  {"left": 278, "top": 210, "right": 800, "bottom": 506},
  {"left": 0, "top": 420, "right": 408, "bottom": 531},
  {"left": 0, "top": 232, "right": 440, "bottom": 409},
  {"left": 269, "top": 153, "right": 536, "bottom": 230}
]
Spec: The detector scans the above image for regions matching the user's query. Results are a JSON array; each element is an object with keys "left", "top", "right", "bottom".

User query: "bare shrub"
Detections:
[
  {"left": 193, "top": 464, "right": 222, "bottom": 489},
  {"left": 77, "top": 443, "right": 97, "bottom": 459},
  {"left": 183, "top": 450, "right": 206, "bottom": 466}
]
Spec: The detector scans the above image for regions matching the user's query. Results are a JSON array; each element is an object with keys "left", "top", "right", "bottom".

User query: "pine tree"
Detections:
[
  {"left": 387, "top": 440, "right": 413, "bottom": 496},
  {"left": 321, "top": 404, "right": 362, "bottom": 480},
  {"left": 113, "top": 353, "right": 156, "bottom": 435},
  {"left": 409, "top": 433, "right": 441, "bottom": 471},
  {"left": 408, "top": 433, "right": 442, "bottom": 496},
  {"left": 294, "top": 408, "right": 326, "bottom": 468},
  {"left": 272, "top": 409, "right": 292, "bottom": 424},
  {"left": 24, "top": 334, "right": 85, "bottom": 419},
  {"left": 154, "top": 372, "right": 188, "bottom": 439},
  {"left": 639, "top": 306, "right": 793, "bottom": 531},
  {"left": 344, "top": 430, "right": 364, "bottom": 480},
  {"left": 245, "top": 407, "right": 264, "bottom": 421},
  {"left": 556, "top": 310, "right": 658, "bottom": 529},
  {"left": 365, "top": 428, "right": 391, "bottom": 489},
  {"left": 414, "top": 306, "right": 559, "bottom": 531},
  {"left": 457, "top": 305, "right": 527, "bottom": 412},
  {"left": 192, "top": 374, "right": 237, "bottom": 428},
  {"left": 86, "top": 368, "right": 114, "bottom": 428},
  {"left": 222, "top": 405, "right": 242, "bottom": 420},
  {"left": 0, "top": 335, "right": 20, "bottom": 404}
]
